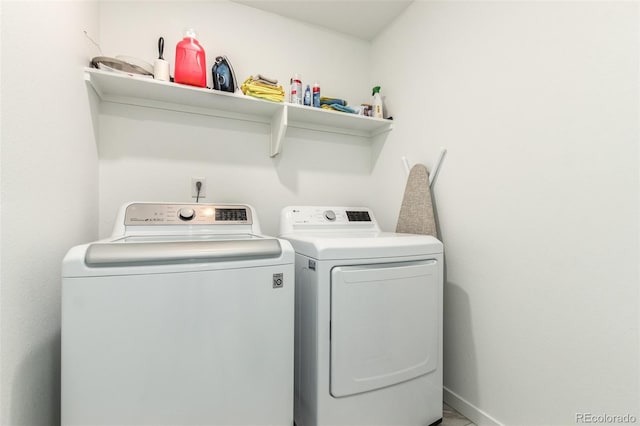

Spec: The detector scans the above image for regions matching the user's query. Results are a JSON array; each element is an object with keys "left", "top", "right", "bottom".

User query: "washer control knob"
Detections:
[
  {"left": 323, "top": 210, "right": 336, "bottom": 221},
  {"left": 178, "top": 208, "right": 195, "bottom": 221}
]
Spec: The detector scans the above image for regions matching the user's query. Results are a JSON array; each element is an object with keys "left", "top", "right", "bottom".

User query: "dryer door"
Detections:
[{"left": 330, "top": 260, "right": 439, "bottom": 398}]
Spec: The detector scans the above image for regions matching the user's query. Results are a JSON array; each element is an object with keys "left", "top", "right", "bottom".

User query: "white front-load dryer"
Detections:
[
  {"left": 62, "top": 202, "right": 294, "bottom": 426},
  {"left": 279, "top": 206, "right": 443, "bottom": 426}
]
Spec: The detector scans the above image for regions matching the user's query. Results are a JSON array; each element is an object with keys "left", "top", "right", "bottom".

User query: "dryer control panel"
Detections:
[{"left": 279, "top": 206, "right": 380, "bottom": 234}]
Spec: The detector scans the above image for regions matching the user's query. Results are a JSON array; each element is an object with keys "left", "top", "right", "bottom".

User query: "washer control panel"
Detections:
[{"left": 124, "top": 203, "right": 252, "bottom": 225}]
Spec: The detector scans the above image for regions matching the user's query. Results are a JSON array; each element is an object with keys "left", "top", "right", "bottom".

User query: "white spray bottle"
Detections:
[{"left": 372, "top": 86, "right": 383, "bottom": 118}]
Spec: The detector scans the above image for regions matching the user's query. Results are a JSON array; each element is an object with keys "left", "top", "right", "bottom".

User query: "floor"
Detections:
[{"left": 442, "top": 403, "right": 476, "bottom": 426}]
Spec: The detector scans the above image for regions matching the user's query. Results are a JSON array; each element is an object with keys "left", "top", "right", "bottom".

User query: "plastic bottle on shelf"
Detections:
[
  {"left": 312, "top": 82, "right": 321, "bottom": 108},
  {"left": 304, "top": 85, "right": 311, "bottom": 106},
  {"left": 290, "top": 74, "right": 302, "bottom": 104},
  {"left": 174, "top": 29, "right": 207, "bottom": 88},
  {"left": 372, "top": 86, "right": 383, "bottom": 118}
]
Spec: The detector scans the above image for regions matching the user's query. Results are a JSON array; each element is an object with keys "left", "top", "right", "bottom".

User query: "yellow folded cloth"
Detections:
[{"left": 241, "top": 76, "right": 284, "bottom": 102}]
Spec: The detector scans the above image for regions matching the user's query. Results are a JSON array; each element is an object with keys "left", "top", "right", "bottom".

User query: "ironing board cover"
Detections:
[{"left": 396, "top": 164, "right": 437, "bottom": 237}]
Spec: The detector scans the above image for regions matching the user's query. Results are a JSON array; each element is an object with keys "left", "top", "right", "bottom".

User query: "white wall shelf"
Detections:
[{"left": 84, "top": 68, "right": 393, "bottom": 157}]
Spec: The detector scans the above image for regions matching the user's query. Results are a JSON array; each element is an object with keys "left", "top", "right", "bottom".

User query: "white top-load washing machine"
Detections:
[
  {"left": 62, "top": 202, "right": 294, "bottom": 426},
  {"left": 279, "top": 206, "right": 443, "bottom": 426}
]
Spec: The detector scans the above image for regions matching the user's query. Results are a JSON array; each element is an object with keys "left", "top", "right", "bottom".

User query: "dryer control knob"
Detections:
[
  {"left": 178, "top": 208, "right": 195, "bottom": 221},
  {"left": 324, "top": 210, "right": 336, "bottom": 221}
]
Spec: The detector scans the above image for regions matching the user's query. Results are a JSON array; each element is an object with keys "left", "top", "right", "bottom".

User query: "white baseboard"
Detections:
[{"left": 443, "top": 387, "right": 504, "bottom": 426}]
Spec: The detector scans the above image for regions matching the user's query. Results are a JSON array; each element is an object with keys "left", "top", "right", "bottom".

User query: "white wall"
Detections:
[
  {"left": 97, "top": 1, "right": 377, "bottom": 237},
  {"left": 371, "top": 1, "right": 639, "bottom": 425},
  {"left": 0, "top": 1, "right": 99, "bottom": 424}
]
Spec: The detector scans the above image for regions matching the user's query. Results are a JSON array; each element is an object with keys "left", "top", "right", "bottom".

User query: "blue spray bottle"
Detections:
[{"left": 304, "top": 85, "right": 311, "bottom": 106}]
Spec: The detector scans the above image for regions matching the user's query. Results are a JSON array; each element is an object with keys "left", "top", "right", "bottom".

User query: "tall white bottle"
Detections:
[{"left": 372, "top": 86, "right": 383, "bottom": 118}]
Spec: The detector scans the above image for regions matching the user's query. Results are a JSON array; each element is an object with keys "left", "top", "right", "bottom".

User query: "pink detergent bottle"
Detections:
[{"left": 174, "top": 29, "right": 207, "bottom": 87}]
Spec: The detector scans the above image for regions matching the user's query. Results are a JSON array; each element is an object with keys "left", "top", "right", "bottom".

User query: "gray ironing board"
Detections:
[{"left": 396, "top": 164, "right": 437, "bottom": 237}]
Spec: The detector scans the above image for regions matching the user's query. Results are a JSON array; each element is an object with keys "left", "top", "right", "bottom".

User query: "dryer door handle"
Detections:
[{"left": 84, "top": 239, "right": 282, "bottom": 267}]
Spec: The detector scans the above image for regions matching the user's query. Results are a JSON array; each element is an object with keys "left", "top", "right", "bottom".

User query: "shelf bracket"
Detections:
[
  {"left": 270, "top": 104, "right": 288, "bottom": 157},
  {"left": 370, "top": 122, "right": 394, "bottom": 137},
  {"left": 84, "top": 71, "right": 104, "bottom": 99}
]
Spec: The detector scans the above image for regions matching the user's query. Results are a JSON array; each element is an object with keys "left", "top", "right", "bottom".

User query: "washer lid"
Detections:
[{"left": 280, "top": 231, "right": 442, "bottom": 260}]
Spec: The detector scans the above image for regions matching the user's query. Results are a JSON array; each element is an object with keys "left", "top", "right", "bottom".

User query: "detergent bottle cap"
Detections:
[
  {"left": 184, "top": 28, "right": 197, "bottom": 39},
  {"left": 372, "top": 86, "right": 381, "bottom": 96}
]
